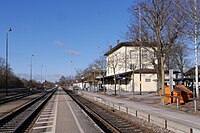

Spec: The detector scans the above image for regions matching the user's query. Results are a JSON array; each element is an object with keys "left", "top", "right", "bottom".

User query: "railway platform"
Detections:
[
  {"left": 30, "top": 87, "right": 101, "bottom": 133},
  {"left": 80, "top": 90, "right": 200, "bottom": 133}
]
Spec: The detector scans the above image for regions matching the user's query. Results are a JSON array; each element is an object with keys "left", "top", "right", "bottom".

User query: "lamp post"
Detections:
[
  {"left": 92, "top": 67, "right": 96, "bottom": 92},
  {"left": 30, "top": 54, "right": 34, "bottom": 89},
  {"left": 193, "top": 0, "right": 198, "bottom": 112},
  {"left": 41, "top": 65, "right": 43, "bottom": 83},
  {"left": 194, "top": 0, "right": 199, "bottom": 99},
  {"left": 45, "top": 69, "right": 47, "bottom": 81},
  {"left": 70, "top": 60, "right": 72, "bottom": 76},
  {"left": 70, "top": 60, "right": 73, "bottom": 86},
  {"left": 5, "top": 27, "right": 12, "bottom": 96},
  {"left": 97, "top": 46, "right": 106, "bottom": 93},
  {"left": 81, "top": 76, "right": 84, "bottom": 90},
  {"left": 135, "top": 6, "right": 142, "bottom": 95}
]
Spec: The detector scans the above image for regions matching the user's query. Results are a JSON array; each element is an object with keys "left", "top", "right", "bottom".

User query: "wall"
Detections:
[
  {"left": 106, "top": 45, "right": 155, "bottom": 76},
  {"left": 134, "top": 73, "right": 157, "bottom": 92},
  {"left": 105, "top": 73, "right": 157, "bottom": 92}
]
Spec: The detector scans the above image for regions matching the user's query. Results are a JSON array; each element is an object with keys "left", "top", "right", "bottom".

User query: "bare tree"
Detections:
[
  {"left": 165, "top": 43, "right": 191, "bottom": 78},
  {"left": 175, "top": 44, "right": 191, "bottom": 78},
  {"left": 0, "top": 58, "right": 5, "bottom": 73},
  {"left": 59, "top": 76, "right": 66, "bottom": 86},
  {"left": 127, "top": 0, "right": 189, "bottom": 94},
  {"left": 0, "top": 58, "right": 5, "bottom": 88},
  {"left": 106, "top": 50, "right": 130, "bottom": 95},
  {"left": 106, "top": 52, "right": 119, "bottom": 95},
  {"left": 170, "top": 0, "right": 200, "bottom": 37},
  {"left": 81, "top": 64, "right": 101, "bottom": 81},
  {"left": 170, "top": 0, "right": 200, "bottom": 99},
  {"left": 93, "top": 56, "right": 106, "bottom": 93},
  {"left": 74, "top": 68, "right": 84, "bottom": 81},
  {"left": 128, "top": 46, "right": 141, "bottom": 97}
]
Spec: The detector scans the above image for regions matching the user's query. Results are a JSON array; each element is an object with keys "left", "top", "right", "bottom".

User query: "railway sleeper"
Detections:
[
  {"left": 121, "top": 127, "right": 137, "bottom": 130},
  {"left": 120, "top": 128, "right": 142, "bottom": 133},
  {"left": 0, "top": 89, "right": 56, "bottom": 133},
  {"left": 66, "top": 91, "right": 156, "bottom": 133},
  {"left": 112, "top": 123, "right": 131, "bottom": 129},
  {"left": 117, "top": 124, "right": 133, "bottom": 128},
  {"left": 116, "top": 125, "right": 142, "bottom": 132}
]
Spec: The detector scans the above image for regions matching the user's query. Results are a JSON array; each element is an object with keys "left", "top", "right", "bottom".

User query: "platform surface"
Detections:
[{"left": 31, "top": 88, "right": 101, "bottom": 133}]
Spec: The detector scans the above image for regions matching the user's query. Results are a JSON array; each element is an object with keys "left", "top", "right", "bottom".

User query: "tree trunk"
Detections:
[
  {"left": 155, "top": 26, "right": 165, "bottom": 95},
  {"left": 114, "top": 75, "right": 116, "bottom": 95},
  {"left": 157, "top": 55, "right": 165, "bottom": 95},
  {"left": 132, "top": 73, "right": 135, "bottom": 99},
  {"left": 161, "top": 56, "right": 165, "bottom": 95},
  {"left": 103, "top": 75, "right": 105, "bottom": 93}
]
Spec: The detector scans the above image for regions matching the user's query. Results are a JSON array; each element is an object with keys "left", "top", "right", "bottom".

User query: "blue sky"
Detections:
[{"left": 0, "top": 0, "right": 135, "bottom": 82}]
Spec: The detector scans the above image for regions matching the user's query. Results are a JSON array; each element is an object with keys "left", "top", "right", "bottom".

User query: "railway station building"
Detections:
[{"left": 103, "top": 41, "right": 178, "bottom": 93}]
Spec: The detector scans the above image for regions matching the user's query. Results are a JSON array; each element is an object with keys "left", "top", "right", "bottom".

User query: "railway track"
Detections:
[
  {"left": 0, "top": 91, "right": 37, "bottom": 105},
  {"left": 0, "top": 88, "right": 57, "bottom": 133},
  {"left": 65, "top": 90, "right": 155, "bottom": 133}
]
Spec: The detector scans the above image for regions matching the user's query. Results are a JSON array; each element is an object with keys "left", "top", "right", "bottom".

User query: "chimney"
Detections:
[
  {"left": 109, "top": 45, "right": 112, "bottom": 50},
  {"left": 117, "top": 40, "right": 120, "bottom": 44},
  {"left": 150, "top": 36, "right": 153, "bottom": 44},
  {"left": 136, "top": 34, "right": 139, "bottom": 42}
]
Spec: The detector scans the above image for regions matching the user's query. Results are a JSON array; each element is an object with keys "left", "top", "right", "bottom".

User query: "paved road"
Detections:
[{"left": 31, "top": 88, "right": 102, "bottom": 133}]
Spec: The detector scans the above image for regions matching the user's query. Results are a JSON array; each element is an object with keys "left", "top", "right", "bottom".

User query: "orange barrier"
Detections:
[{"left": 158, "top": 85, "right": 192, "bottom": 104}]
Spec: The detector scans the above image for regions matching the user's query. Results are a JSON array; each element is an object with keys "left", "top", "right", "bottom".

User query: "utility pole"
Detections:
[
  {"left": 30, "top": 54, "right": 34, "bottom": 89},
  {"left": 41, "top": 65, "right": 43, "bottom": 83},
  {"left": 45, "top": 69, "right": 47, "bottom": 81},
  {"left": 194, "top": 0, "right": 199, "bottom": 99},
  {"left": 70, "top": 60, "right": 72, "bottom": 76},
  {"left": 135, "top": 6, "right": 142, "bottom": 95},
  {"left": 5, "top": 28, "right": 12, "bottom": 96}
]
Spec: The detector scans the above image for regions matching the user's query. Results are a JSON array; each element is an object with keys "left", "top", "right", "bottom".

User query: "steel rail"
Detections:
[
  {"left": 0, "top": 92, "right": 37, "bottom": 105},
  {"left": 0, "top": 88, "right": 57, "bottom": 133},
  {"left": 65, "top": 90, "right": 154, "bottom": 133}
]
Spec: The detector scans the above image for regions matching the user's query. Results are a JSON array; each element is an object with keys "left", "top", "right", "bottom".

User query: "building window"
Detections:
[
  {"left": 145, "top": 79, "right": 151, "bottom": 82},
  {"left": 130, "top": 64, "right": 135, "bottom": 70},
  {"left": 142, "top": 64, "right": 146, "bottom": 69},
  {"left": 130, "top": 50, "right": 138, "bottom": 59},
  {"left": 142, "top": 50, "right": 147, "bottom": 59},
  {"left": 154, "top": 52, "right": 156, "bottom": 58}
]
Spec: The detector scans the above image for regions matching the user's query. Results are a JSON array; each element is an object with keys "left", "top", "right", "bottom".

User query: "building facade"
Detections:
[{"left": 104, "top": 41, "right": 159, "bottom": 92}]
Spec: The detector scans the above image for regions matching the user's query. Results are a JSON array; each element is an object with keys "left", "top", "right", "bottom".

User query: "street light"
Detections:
[
  {"left": 41, "top": 65, "right": 43, "bottom": 83},
  {"left": 70, "top": 60, "right": 72, "bottom": 76},
  {"left": 135, "top": 6, "right": 142, "bottom": 95},
  {"left": 194, "top": 0, "right": 199, "bottom": 99},
  {"left": 81, "top": 76, "right": 84, "bottom": 90},
  {"left": 92, "top": 66, "right": 96, "bottom": 92},
  {"left": 97, "top": 45, "right": 106, "bottom": 93},
  {"left": 30, "top": 54, "right": 34, "bottom": 89},
  {"left": 5, "top": 27, "right": 12, "bottom": 96},
  {"left": 45, "top": 69, "right": 47, "bottom": 81}
]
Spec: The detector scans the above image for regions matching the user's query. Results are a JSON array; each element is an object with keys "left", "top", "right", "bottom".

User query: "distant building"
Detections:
[{"left": 184, "top": 66, "right": 200, "bottom": 77}]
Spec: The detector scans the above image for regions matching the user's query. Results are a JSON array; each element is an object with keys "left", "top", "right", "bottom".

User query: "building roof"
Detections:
[
  {"left": 134, "top": 69, "right": 157, "bottom": 74},
  {"left": 104, "top": 41, "right": 155, "bottom": 56},
  {"left": 104, "top": 69, "right": 157, "bottom": 79},
  {"left": 184, "top": 66, "right": 200, "bottom": 76}
]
